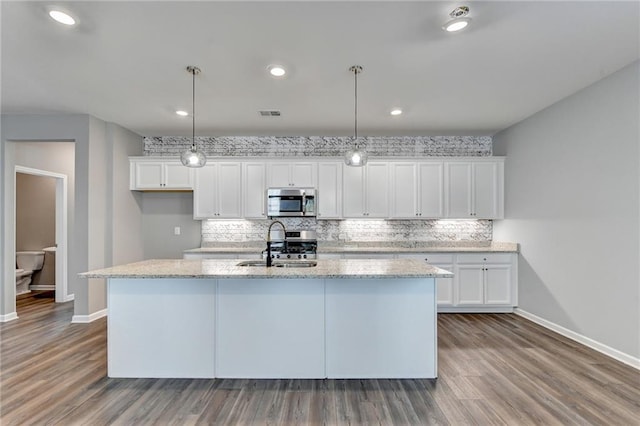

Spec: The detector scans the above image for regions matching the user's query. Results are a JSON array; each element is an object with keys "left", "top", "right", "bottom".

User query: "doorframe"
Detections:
[{"left": 15, "top": 166, "right": 70, "bottom": 303}]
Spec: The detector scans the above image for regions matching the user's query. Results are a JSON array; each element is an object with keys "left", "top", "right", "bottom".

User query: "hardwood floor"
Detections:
[{"left": 1, "top": 293, "right": 638, "bottom": 425}]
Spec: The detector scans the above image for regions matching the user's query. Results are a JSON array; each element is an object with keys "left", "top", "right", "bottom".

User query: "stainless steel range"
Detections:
[{"left": 263, "top": 230, "right": 317, "bottom": 260}]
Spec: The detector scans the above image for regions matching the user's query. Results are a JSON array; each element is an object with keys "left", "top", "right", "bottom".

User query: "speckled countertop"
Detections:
[
  {"left": 80, "top": 259, "right": 453, "bottom": 279},
  {"left": 184, "top": 241, "right": 519, "bottom": 254}
]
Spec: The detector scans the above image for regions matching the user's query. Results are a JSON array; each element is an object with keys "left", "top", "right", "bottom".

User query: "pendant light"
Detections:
[
  {"left": 344, "top": 65, "right": 368, "bottom": 167},
  {"left": 180, "top": 65, "right": 207, "bottom": 168}
]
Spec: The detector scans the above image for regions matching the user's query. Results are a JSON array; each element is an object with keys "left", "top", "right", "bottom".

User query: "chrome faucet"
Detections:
[{"left": 266, "top": 220, "right": 286, "bottom": 267}]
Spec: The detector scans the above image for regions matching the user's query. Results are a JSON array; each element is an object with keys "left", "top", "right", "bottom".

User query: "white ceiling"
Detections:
[{"left": 2, "top": 1, "right": 638, "bottom": 137}]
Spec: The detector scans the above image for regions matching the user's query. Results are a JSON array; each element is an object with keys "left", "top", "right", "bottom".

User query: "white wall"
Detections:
[{"left": 493, "top": 61, "right": 640, "bottom": 360}]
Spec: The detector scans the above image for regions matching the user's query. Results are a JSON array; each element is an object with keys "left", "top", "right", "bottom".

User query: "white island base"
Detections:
[{"left": 108, "top": 276, "right": 437, "bottom": 379}]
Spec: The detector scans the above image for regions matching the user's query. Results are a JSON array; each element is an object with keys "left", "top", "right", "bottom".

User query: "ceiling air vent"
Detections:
[{"left": 259, "top": 110, "right": 281, "bottom": 117}]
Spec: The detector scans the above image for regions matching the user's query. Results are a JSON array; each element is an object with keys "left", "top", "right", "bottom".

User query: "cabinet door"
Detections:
[
  {"left": 243, "top": 162, "right": 267, "bottom": 219},
  {"left": 291, "top": 163, "right": 317, "bottom": 187},
  {"left": 365, "top": 162, "right": 389, "bottom": 218},
  {"left": 134, "top": 162, "right": 164, "bottom": 189},
  {"left": 164, "top": 162, "right": 194, "bottom": 189},
  {"left": 389, "top": 163, "right": 417, "bottom": 219},
  {"left": 342, "top": 166, "right": 366, "bottom": 217},
  {"left": 445, "top": 162, "right": 472, "bottom": 218},
  {"left": 456, "top": 264, "right": 484, "bottom": 305},
  {"left": 267, "top": 163, "right": 291, "bottom": 187},
  {"left": 435, "top": 264, "right": 454, "bottom": 305},
  {"left": 317, "top": 162, "right": 342, "bottom": 219},
  {"left": 418, "top": 162, "right": 444, "bottom": 218},
  {"left": 473, "top": 162, "right": 502, "bottom": 219},
  {"left": 193, "top": 164, "right": 218, "bottom": 219},
  {"left": 397, "top": 254, "right": 454, "bottom": 306},
  {"left": 217, "top": 163, "right": 242, "bottom": 218},
  {"left": 485, "top": 264, "right": 512, "bottom": 305}
]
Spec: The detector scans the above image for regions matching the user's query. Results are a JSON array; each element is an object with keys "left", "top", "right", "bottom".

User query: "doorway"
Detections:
[{"left": 14, "top": 166, "right": 69, "bottom": 303}]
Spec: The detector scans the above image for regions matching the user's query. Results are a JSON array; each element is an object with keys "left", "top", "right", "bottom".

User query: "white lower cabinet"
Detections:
[
  {"left": 453, "top": 253, "right": 516, "bottom": 311},
  {"left": 398, "top": 252, "right": 517, "bottom": 312},
  {"left": 396, "top": 254, "right": 454, "bottom": 306}
]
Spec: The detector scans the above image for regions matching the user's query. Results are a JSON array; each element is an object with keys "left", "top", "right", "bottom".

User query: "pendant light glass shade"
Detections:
[
  {"left": 180, "top": 66, "right": 207, "bottom": 168},
  {"left": 345, "top": 139, "right": 368, "bottom": 167},
  {"left": 181, "top": 148, "right": 207, "bottom": 167},
  {"left": 344, "top": 65, "right": 367, "bottom": 167}
]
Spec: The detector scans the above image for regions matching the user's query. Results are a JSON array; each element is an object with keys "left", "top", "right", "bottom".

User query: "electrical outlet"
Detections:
[{"left": 174, "top": 226, "right": 181, "bottom": 236}]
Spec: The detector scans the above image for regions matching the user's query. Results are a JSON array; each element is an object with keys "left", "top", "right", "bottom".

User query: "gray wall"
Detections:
[
  {"left": 142, "top": 192, "right": 201, "bottom": 259},
  {"left": 16, "top": 173, "right": 56, "bottom": 251},
  {"left": 108, "top": 124, "right": 144, "bottom": 266},
  {"left": 493, "top": 61, "right": 640, "bottom": 359},
  {"left": 1, "top": 114, "right": 143, "bottom": 320}
]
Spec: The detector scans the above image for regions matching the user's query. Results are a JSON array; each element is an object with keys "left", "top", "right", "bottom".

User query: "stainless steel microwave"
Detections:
[{"left": 267, "top": 188, "right": 316, "bottom": 217}]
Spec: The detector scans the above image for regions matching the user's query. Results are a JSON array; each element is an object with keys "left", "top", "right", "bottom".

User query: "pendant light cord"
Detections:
[
  {"left": 350, "top": 65, "right": 362, "bottom": 149},
  {"left": 354, "top": 68, "right": 358, "bottom": 142},
  {"left": 191, "top": 67, "right": 196, "bottom": 151}
]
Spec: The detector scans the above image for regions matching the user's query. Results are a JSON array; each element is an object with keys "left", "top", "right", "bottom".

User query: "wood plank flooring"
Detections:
[{"left": 1, "top": 293, "right": 638, "bottom": 425}]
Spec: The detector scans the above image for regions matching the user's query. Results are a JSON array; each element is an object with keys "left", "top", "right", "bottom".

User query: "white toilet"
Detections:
[{"left": 15, "top": 251, "right": 45, "bottom": 295}]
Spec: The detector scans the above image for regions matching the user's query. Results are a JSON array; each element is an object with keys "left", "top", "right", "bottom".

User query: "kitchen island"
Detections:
[{"left": 81, "top": 258, "right": 452, "bottom": 379}]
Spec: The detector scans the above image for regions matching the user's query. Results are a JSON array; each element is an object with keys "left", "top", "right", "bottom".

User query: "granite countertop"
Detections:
[
  {"left": 80, "top": 259, "right": 453, "bottom": 280},
  {"left": 184, "top": 241, "right": 519, "bottom": 254}
]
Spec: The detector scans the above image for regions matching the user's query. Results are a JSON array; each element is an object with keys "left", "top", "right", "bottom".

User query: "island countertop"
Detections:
[{"left": 80, "top": 258, "right": 453, "bottom": 279}]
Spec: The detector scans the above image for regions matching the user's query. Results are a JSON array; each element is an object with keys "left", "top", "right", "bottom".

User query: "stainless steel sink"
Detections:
[
  {"left": 236, "top": 260, "right": 267, "bottom": 267},
  {"left": 236, "top": 260, "right": 317, "bottom": 268},
  {"left": 274, "top": 260, "right": 317, "bottom": 268}
]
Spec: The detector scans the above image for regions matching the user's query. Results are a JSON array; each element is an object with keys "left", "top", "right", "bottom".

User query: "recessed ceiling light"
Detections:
[
  {"left": 443, "top": 18, "right": 470, "bottom": 32},
  {"left": 176, "top": 110, "right": 189, "bottom": 116},
  {"left": 390, "top": 109, "right": 403, "bottom": 116},
  {"left": 267, "top": 65, "right": 286, "bottom": 77},
  {"left": 443, "top": 5, "right": 471, "bottom": 32},
  {"left": 49, "top": 10, "right": 76, "bottom": 26}
]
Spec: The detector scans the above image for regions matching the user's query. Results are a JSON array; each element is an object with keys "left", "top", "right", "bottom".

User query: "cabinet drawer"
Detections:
[
  {"left": 456, "top": 253, "right": 513, "bottom": 264},
  {"left": 397, "top": 253, "right": 454, "bottom": 264}
]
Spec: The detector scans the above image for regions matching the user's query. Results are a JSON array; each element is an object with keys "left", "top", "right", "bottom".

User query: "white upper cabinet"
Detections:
[
  {"left": 193, "top": 162, "right": 242, "bottom": 219},
  {"left": 317, "top": 161, "right": 343, "bottom": 219},
  {"left": 130, "top": 158, "right": 194, "bottom": 190},
  {"left": 268, "top": 162, "right": 317, "bottom": 187},
  {"left": 419, "top": 162, "right": 445, "bottom": 218},
  {"left": 343, "top": 162, "right": 389, "bottom": 218},
  {"left": 132, "top": 156, "right": 503, "bottom": 220},
  {"left": 445, "top": 159, "right": 504, "bottom": 219},
  {"left": 243, "top": 162, "right": 267, "bottom": 219},
  {"left": 389, "top": 162, "right": 444, "bottom": 219},
  {"left": 389, "top": 163, "right": 418, "bottom": 219}
]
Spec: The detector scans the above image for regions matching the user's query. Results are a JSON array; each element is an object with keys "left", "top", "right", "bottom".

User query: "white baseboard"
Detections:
[
  {"left": 438, "top": 306, "right": 514, "bottom": 313},
  {"left": 30, "top": 285, "right": 55, "bottom": 290},
  {"left": 0, "top": 312, "right": 19, "bottom": 322},
  {"left": 72, "top": 308, "right": 107, "bottom": 323},
  {"left": 515, "top": 308, "right": 640, "bottom": 370},
  {"left": 63, "top": 293, "right": 74, "bottom": 302}
]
